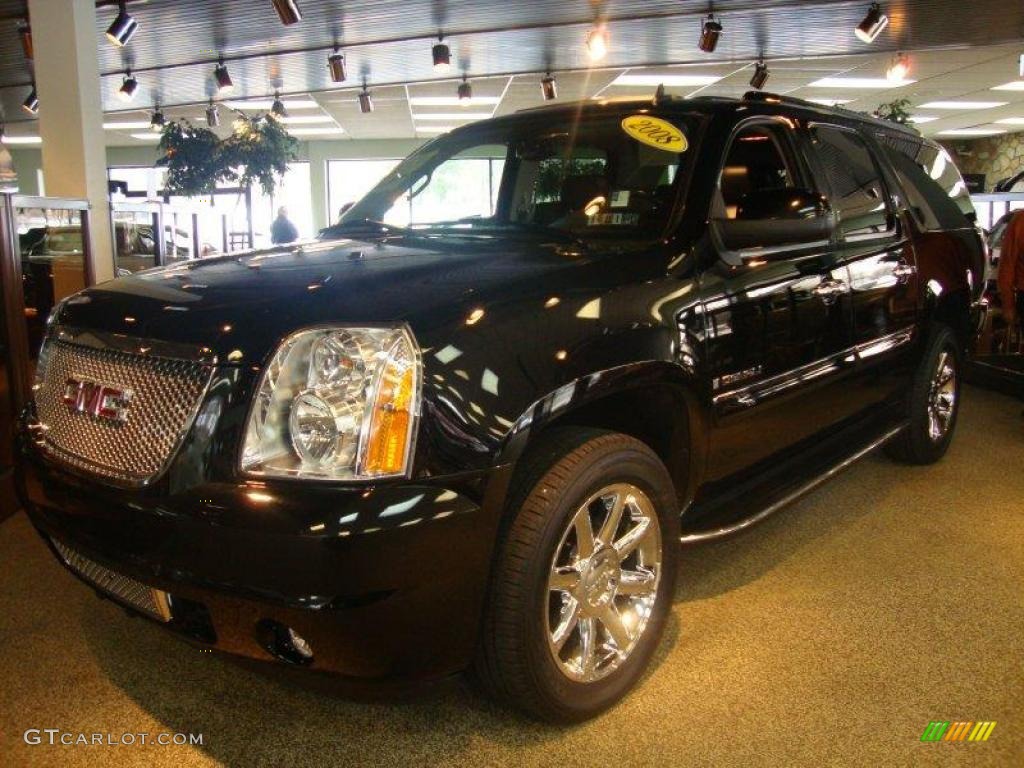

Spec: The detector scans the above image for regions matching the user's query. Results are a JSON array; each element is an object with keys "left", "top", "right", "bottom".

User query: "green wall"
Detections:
[{"left": 8, "top": 138, "right": 426, "bottom": 231}]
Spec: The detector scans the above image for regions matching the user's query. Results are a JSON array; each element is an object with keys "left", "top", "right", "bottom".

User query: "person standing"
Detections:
[
  {"left": 998, "top": 209, "right": 1024, "bottom": 339},
  {"left": 270, "top": 206, "right": 299, "bottom": 245}
]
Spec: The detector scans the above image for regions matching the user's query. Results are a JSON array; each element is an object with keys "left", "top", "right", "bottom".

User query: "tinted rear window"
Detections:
[{"left": 879, "top": 136, "right": 974, "bottom": 230}]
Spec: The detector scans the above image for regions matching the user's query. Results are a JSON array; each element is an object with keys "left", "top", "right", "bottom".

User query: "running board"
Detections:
[{"left": 679, "top": 423, "right": 906, "bottom": 544}]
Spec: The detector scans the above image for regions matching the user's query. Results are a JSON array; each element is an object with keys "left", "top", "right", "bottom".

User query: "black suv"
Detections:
[{"left": 16, "top": 92, "right": 983, "bottom": 722}]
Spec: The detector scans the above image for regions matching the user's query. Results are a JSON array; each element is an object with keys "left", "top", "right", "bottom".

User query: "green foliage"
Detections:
[
  {"left": 157, "top": 113, "right": 299, "bottom": 197},
  {"left": 874, "top": 98, "right": 914, "bottom": 126}
]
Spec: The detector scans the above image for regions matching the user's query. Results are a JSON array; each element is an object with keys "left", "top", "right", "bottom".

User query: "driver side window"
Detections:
[{"left": 716, "top": 123, "right": 802, "bottom": 220}]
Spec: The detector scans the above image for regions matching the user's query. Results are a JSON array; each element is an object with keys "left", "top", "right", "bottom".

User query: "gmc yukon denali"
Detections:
[{"left": 16, "top": 92, "right": 983, "bottom": 722}]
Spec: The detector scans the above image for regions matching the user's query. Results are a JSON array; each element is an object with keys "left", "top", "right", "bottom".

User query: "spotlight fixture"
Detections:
[
  {"left": 358, "top": 85, "right": 374, "bottom": 114},
  {"left": 22, "top": 86, "right": 38, "bottom": 115},
  {"left": 586, "top": 24, "right": 609, "bottom": 62},
  {"left": 750, "top": 60, "right": 769, "bottom": 90},
  {"left": 699, "top": 13, "right": 722, "bottom": 53},
  {"left": 541, "top": 72, "right": 557, "bottom": 101},
  {"left": 150, "top": 107, "right": 165, "bottom": 131},
  {"left": 271, "top": 0, "right": 302, "bottom": 26},
  {"left": 18, "top": 22, "right": 32, "bottom": 61},
  {"left": 106, "top": 1, "right": 138, "bottom": 47},
  {"left": 271, "top": 93, "right": 288, "bottom": 119},
  {"left": 886, "top": 53, "right": 909, "bottom": 82},
  {"left": 457, "top": 76, "right": 473, "bottom": 106},
  {"left": 214, "top": 59, "right": 234, "bottom": 94},
  {"left": 118, "top": 70, "right": 139, "bottom": 102},
  {"left": 328, "top": 48, "right": 347, "bottom": 83},
  {"left": 206, "top": 101, "right": 220, "bottom": 128},
  {"left": 432, "top": 34, "right": 451, "bottom": 74},
  {"left": 855, "top": 3, "right": 888, "bottom": 43}
]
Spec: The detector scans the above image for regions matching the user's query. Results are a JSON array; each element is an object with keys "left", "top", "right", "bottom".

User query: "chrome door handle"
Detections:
[
  {"left": 811, "top": 278, "right": 848, "bottom": 304},
  {"left": 893, "top": 262, "right": 917, "bottom": 283}
]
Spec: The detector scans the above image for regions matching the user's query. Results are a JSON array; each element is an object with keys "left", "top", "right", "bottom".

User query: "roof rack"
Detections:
[{"left": 741, "top": 90, "right": 920, "bottom": 136}]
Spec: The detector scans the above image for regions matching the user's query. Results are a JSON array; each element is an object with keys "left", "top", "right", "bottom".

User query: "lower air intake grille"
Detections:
[{"left": 52, "top": 540, "right": 171, "bottom": 622}]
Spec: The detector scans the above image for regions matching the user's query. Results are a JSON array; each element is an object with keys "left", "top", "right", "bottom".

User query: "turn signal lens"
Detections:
[{"left": 362, "top": 345, "right": 417, "bottom": 476}]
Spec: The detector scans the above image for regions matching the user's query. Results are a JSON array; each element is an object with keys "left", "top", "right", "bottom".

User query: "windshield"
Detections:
[{"left": 326, "top": 111, "right": 699, "bottom": 242}]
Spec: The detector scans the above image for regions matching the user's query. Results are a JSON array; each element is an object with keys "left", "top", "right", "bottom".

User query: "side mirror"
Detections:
[{"left": 713, "top": 187, "right": 834, "bottom": 254}]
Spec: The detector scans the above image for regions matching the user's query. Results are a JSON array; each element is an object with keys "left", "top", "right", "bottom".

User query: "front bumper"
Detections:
[{"left": 16, "top": 439, "right": 512, "bottom": 681}]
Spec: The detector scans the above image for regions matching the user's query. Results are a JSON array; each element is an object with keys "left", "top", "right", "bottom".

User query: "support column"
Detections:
[{"left": 28, "top": 0, "right": 114, "bottom": 283}]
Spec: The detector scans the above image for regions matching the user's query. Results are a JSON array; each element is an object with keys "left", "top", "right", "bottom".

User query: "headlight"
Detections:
[{"left": 240, "top": 326, "right": 421, "bottom": 481}]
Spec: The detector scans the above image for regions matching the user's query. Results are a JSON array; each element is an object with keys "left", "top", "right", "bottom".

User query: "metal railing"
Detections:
[{"left": 970, "top": 192, "right": 1024, "bottom": 232}]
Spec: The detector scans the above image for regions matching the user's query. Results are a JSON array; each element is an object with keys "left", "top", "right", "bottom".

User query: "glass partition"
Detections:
[{"left": 111, "top": 201, "right": 161, "bottom": 276}]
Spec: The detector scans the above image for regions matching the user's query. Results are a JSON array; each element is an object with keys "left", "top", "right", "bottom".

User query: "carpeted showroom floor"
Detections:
[{"left": 1, "top": 385, "right": 1021, "bottom": 767}]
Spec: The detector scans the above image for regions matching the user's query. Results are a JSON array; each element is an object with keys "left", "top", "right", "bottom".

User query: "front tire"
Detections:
[
  {"left": 475, "top": 428, "right": 679, "bottom": 722},
  {"left": 885, "top": 324, "right": 961, "bottom": 464}
]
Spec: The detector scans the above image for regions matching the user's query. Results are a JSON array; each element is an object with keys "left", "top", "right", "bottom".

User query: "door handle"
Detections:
[
  {"left": 811, "top": 277, "right": 848, "bottom": 304},
  {"left": 893, "top": 261, "right": 917, "bottom": 283}
]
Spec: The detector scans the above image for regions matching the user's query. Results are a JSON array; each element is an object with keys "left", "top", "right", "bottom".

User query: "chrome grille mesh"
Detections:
[
  {"left": 52, "top": 540, "right": 171, "bottom": 622},
  {"left": 33, "top": 339, "right": 212, "bottom": 485}
]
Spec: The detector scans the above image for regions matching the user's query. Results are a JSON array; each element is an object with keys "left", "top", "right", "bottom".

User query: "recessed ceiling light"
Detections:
[
  {"left": 279, "top": 114, "right": 334, "bottom": 124},
  {"left": 611, "top": 73, "right": 721, "bottom": 87},
  {"left": 414, "top": 113, "right": 491, "bottom": 121},
  {"left": 991, "top": 81, "right": 1024, "bottom": 91},
  {"left": 919, "top": 100, "right": 1008, "bottom": 109},
  {"left": 995, "top": 117, "right": 1024, "bottom": 125},
  {"left": 103, "top": 121, "right": 152, "bottom": 130},
  {"left": 808, "top": 77, "right": 914, "bottom": 89},
  {"left": 937, "top": 128, "right": 1006, "bottom": 137},
  {"left": 130, "top": 133, "right": 161, "bottom": 141},
  {"left": 286, "top": 126, "right": 345, "bottom": 136},
  {"left": 2, "top": 135, "right": 41, "bottom": 144},
  {"left": 409, "top": 96, "right": 501, "bottom": 107},
  {"left": 908, "top": 115, "right": 939, "bottom": 123},
  {"left": 224, "top": 98, "right": 319, "bottom": 110},
  {"left": 806, "top": 98, "right": 853, "bottom": 106},
  {"left": 416, "top": 125, "right": 455, "bottom": 134}
]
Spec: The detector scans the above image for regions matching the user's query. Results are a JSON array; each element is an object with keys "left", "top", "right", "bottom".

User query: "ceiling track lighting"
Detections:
[
  {"left": 271, "top": 0, "right": 302, "bottom": 26},
  {"left": 271, "top": 92, "right": 288, "bottom": 119},
  {"left": 118, "top": 69, "right": 138, "bottom": 102},
  {"left": 886, "top": 52, "right": 909, "bottom": 82},
  {"left": 749, "top": 60, "right": 769, "bottom": 90},
  {"left": 106, "top": 0, "right": 138, "bottom": 47},
  {"left": 586, "top": 24, "right": 609, "bottom": 62},
  {"left": 432, "top": 34, "right": 451, "bottom": 74},
  {"left": 458, "top": 76, "right": 473, "bottom": 106},
  {"left": 150, "top": 107, "right": 165, "bottom": 131},
  {"left": 214, "top": 59, "right": 234, "bottom": 94},
  {"left": 18, "top": 21, "right": 32, "bottom": 61},
  {"left": 328, "top": 47, "right": 347, "bottom": 83},
  {"left": 358, "top": 85, "right": 374, "bottom": 114},
  {"left": 541, "top": 72, "right": 557, "bottom": 101},
  {"left": 206, "top": 101, "right": 220, "bottom": 128},
  {"left": 855, "top": 2, "right": 888, "bottom": 43},
  {"left": 699, "top": 13, "right": 722, "bottom": 53},
  {"left": 22, "top": 85, "right": 38, "bottom": 115}
]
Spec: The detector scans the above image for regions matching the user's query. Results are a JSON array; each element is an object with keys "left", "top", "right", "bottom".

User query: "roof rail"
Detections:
[{"left": 741, "top": 90, "right": 920, "bottom": 136}]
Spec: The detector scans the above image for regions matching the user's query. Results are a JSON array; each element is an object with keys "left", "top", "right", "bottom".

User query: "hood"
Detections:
[{"left": 53, "top": 235, "right": 621, "bottom": 366}]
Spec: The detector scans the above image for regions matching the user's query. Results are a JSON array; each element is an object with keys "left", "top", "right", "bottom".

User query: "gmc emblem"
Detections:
[{"left": 62, "top": 378, "right": 134, "bottom": 423}]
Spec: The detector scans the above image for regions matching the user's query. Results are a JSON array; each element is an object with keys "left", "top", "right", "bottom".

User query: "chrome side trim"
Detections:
[{"left": 679, "top": 423, "right": 906, "bottom": 544}]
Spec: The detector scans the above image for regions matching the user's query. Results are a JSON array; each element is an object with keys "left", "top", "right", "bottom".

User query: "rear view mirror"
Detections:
[{"left": 713, "top": 187, "right": 834, "bottom": 254}]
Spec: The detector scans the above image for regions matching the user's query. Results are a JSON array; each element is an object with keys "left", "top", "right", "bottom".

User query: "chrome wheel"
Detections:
[
  {"left": 927, "top": 349, "right": 956, "bottom": 441},
  {"left": 545, "top": 483, "right": 662, "bottom": 683}
]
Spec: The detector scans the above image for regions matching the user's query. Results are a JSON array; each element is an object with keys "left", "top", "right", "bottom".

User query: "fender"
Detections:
[{"left": 494, "top": 359, "right": 709, "bottom": 510}]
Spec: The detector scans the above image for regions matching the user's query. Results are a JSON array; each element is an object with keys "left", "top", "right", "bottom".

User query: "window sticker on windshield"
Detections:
[
  {"left": 588, "top": 212, "right": 639, "bottom": 226},
  {"left": 621, "top": 115, "right": 688, "bottom": 153},
  {"left": 610, "top": 190, "right": 630, "bottom": 208}
]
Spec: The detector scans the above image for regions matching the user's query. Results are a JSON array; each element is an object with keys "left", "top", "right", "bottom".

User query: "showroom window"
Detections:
[{"left": 327, "top": 159, "right": 401, "bottom": 224}]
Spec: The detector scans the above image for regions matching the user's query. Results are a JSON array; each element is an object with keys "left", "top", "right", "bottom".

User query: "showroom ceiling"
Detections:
[{"left": 0, "top": 0, "right": 1022, "bottom": 143}]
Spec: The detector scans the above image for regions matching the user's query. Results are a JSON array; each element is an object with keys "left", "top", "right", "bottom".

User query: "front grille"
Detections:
[
  {"left": 33, "top": 338, "right": 212, "bottom": 485},
  {"left": 52, "top": 539, "right": 171, "bottom": 622}
]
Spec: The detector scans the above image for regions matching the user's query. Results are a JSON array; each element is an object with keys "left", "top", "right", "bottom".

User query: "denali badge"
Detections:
[{"left": 62, "top": 378, "right": 134, "bottom": 423}]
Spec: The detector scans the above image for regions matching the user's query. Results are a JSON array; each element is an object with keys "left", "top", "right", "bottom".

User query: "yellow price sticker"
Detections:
[{"left": 621, "top": 115, "right": 688, "bottom": 153}]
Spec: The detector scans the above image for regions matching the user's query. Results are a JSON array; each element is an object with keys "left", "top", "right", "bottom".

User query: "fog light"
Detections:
[{"left": 287, "top": 628, "right": 313, "bottom": 659}]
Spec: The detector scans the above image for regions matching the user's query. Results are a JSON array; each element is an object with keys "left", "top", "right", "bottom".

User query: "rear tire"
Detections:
[
  {"left": 885, "top": 324, "right": 961, "bottom": 465},
  {"left": 475, "top": 428, "right": 679, "bottom": 723}
]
